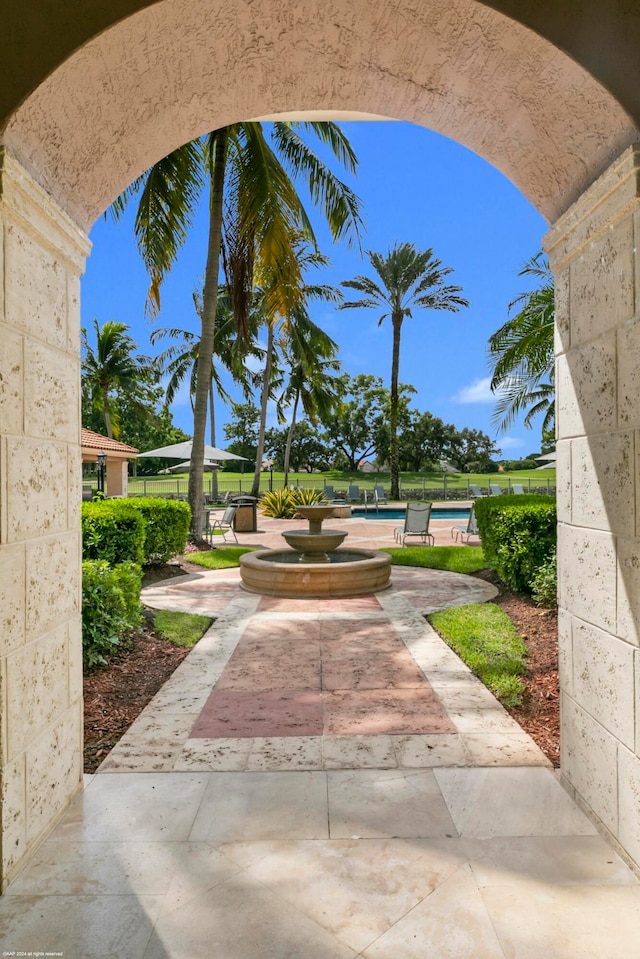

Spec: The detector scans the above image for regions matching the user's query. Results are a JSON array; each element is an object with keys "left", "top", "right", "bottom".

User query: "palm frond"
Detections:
[
  {"left": 271, "top": 123, "right": 364, "bottom": 248},
  {"left": 129, "top": 141, "right": 206, "bottom": 316}
]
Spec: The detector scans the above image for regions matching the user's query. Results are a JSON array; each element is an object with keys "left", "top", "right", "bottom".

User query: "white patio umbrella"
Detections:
[
  {"left": 163, "top": 460, "right": 222, "bottom": 473},
  {"left": 137, "top": 441, "right": 248, "bottom": 462}
]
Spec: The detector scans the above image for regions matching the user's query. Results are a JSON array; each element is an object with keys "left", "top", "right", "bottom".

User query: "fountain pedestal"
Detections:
[
  {"left": 281, "top": 505, "right": 347, "bottom": 563},
  {"left": 239, "top": 504, "right": 391, "bottom": 597}
]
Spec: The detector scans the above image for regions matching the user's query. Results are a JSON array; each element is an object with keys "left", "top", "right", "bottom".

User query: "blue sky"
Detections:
[{"left": 81, "top": 121, "right": 548, "bottom": 458}]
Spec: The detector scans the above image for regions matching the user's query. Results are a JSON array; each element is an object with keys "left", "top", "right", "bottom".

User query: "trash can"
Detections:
[{"left": 233, "top": 496, "right": 257, "bottom": 532}]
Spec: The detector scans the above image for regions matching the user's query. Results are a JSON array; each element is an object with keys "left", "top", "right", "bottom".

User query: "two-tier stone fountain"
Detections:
[{"left": 239, "top": 504, "right": 391, "bottom": 597}]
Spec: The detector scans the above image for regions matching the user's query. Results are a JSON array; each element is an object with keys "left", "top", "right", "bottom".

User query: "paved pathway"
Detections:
[{"left": 2, "top": 534, "right": 639, "bottom": 957}]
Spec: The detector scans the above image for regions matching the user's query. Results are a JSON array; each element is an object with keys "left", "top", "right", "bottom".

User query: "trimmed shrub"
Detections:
[
  {"left": 474, "top": 494, "right": 556, "bottom": 594},
  {"left": 82, "top": 560, "right": 142, "bottom": 669},
  {"left": 125, "top": 497, "right": 190, "bottom": 563},
  {"left": 82, "top": 498, "right": 190, "bottom": 565},
  {"left": 81, "top": 501, "right": 146, "bottom": 565}
]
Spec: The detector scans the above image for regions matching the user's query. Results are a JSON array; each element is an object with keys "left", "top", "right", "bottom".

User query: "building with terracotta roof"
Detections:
[{"left": 81, "top": 428, "right": 139, "bottom": 497}]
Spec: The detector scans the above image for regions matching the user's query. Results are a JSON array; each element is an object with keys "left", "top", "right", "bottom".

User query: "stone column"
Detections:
[
  {"left": 0, "top": 149, "right": 90, "bottom": 888},
  {"left": 106, "top": 458, "right": 128, "bottom": 497},
  {"left": 545, "top": 145, "right": 640, "bottom": 873}
]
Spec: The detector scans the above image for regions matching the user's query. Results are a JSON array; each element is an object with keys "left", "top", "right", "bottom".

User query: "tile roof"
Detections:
[{"left": 81, "top": 428, "right": 139, "bottom": 455}]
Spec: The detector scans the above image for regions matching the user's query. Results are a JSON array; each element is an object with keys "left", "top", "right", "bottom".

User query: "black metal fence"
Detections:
[{"left": 84, "top": 474, "right": 556, "bottom": 501}]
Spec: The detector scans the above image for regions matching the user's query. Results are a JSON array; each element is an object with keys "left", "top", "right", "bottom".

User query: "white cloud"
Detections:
[
  {"left": 499, "top": 436, "right": 525, "bottom": 450},
  {"left": 451, "top": 376, "right": 495, "bottom": 404}
]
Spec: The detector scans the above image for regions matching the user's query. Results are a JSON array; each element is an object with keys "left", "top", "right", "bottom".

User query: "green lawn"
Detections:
[
  {"left": 188, "top": 546, "right": 257, "bottom": 569},
  {"left": 153, "top": 610, "right": 213, "bottom": 647},
  {"left": 384, "top": 545, "right": 487, "bottom": 574},
  {"left": 428, "top": 603, "right": 526, "bottom": 706},
  {"left": 126, "top": 467, "right": 555, "bottom": 500}
]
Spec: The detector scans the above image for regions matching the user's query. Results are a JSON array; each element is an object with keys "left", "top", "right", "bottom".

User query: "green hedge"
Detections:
[
  {"left": 82, "top": 501, "right": 146, "bottom": 565},
  {"left": 82, "top": 498, "right": 190, "bottom": 565},
  {"left": 125, "top": 498, "right": 190, "bottom": 563},
  {"left": 82, "top": 560, "right": 142, "bottom": 669},
  {"left": 473, "top": 494, "right": 556, "bottom": 594}
]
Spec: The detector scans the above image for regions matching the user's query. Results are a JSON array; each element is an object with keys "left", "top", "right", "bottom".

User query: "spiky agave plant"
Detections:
[{"left": 258, "top": 487, "right": 326, "bottom": 518}]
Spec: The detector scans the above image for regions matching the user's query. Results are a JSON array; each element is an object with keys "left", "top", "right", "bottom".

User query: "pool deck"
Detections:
[
  {"left": 226, "top": 502, "right": 478, "bottom": 552},
  {"left": 2, "top": 515, "right": 639, "bottom": 957}
]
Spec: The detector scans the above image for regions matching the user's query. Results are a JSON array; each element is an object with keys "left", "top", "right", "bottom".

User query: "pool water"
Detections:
[{"left": 352, "top": 507, "right": 470, "bottom": 521}]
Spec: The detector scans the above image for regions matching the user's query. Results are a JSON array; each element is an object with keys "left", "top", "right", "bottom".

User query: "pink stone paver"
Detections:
[
  {"left": 192, "top": 613, "right": 455, "bottom": 738},
  {"left": 191, "top": 689, "right": 324, "bottom": 737},
  {"left": 323, "top": 689, "right": 455, "bottom": 735},
  {"left": 216, "top": 638, "right": 321, "bottom": 690}
]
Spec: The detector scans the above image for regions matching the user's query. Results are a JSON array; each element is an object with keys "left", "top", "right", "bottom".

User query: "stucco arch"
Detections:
[
  {"left": 2, "top": 0, "right": 637, "bottom": 230},
  {"left": 2, "top": 0, "right": 640, "bottom": 890}
]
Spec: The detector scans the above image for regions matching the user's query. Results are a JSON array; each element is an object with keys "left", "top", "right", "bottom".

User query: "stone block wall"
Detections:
[
  {"left": 545, "top": 145, "right": 640, "bottom": 871},
  {"left": 0, "top": 149, "right": 89, "bottom": 887}
]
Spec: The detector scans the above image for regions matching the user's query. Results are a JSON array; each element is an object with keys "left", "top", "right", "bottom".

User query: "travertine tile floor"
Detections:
[{"left": 2, "top": 524, "right": 639, "bottom": 957}]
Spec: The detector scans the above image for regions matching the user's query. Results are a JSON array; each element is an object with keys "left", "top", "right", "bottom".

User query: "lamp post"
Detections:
[{"left": 97, "top": 451, "right": 107, "bottom": 495}]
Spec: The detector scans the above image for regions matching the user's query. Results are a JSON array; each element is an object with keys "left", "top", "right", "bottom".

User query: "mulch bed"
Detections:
[{"left": 83, "top": 560, "right": 559, "bottom": 773}]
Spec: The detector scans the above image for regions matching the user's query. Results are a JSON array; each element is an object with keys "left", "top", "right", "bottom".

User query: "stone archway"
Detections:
[{"left": 1, "top": 0, "right": 640, "bottom": 886}]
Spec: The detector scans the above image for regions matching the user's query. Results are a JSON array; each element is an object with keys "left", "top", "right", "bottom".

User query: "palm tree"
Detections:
[
  {"left": 114, "top": 123, "right": 362, "bottom": 538},
  {"left": 278, "top": 327, "right": 341, "bottom": 488},
  {"left": 150, "top": 288, "right": 262, "bottom": 446},
  {"left": 81, "top": 318, "right": 155, "bottom": 439},
  {"left": 250, "top": 244, "right": 343, "bottom": 497},
  {"left": 339, "top": 242, "right": 468, "bottom": 499},
  {"left": 488, "top": 252, "right": 555, "bottom": 436}
]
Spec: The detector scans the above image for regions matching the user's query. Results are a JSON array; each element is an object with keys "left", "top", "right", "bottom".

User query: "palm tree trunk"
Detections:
[
  {"left": 251, "top": 323, "right": 274, "bottom": 498},
  {"left": 389, "top": 314, "right": 402, "bottom": 500},
  {"left": 283, "top": 390, "right": 300, "bottom": 487},
  {"left": 209, "top": 379, "right": 219, "bottom": 501},
  {"left": 188, "top": 129, "right": 227, "bottom": 538},
  {"left": 102, "top": 393, "right": 113, "bottom": 439}
]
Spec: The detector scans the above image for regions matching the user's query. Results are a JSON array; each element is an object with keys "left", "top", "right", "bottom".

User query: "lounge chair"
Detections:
[
  {"left": 347, "top": 484, "right": 361, "bottom": 503},
  {"left": 469, "top": 484, "right": 486, "bottom": 498},
  {"left": 451, "top": 505, "right": 479, "bottom": 543},
  {"left": 206, "top": 504, "right": 238, "bottom": 543},
  {"left": 511, "top": 483, "right": 525, "bottom": 494},
  {"left": 394, "top": 502, "right": 434, "bottom": 546},
  {"left": 373, "top": 485, "right": 387, "bottom": 504},
  {"left": 322, "top": 485, "right": 335, "bottom": 501},
  {"left": 489, "top": 484, "right": 504, "bottom": 496}
]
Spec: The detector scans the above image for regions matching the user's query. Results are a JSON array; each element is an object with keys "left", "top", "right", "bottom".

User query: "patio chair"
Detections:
[
  {"left": 373, "top": 485, "right": 387, "bottom": 504},
  {"left": 394, "top": 502, "right": 434, "bottom": 546},
  {"left": 512, "top": 483, "right": 525, "bottom": 494},
  {"left": 451, "top": 505, "right": 479, "bottom": 543},
  {"left": 206, "top": 504, "right": 238, "bottom": 543},
  {"left": 347, "top": 484, "right": 361, "bottom": 503},
  {"left": 469, "top": 484, "right": 486, "bottom": 498},
  {"left": 322, "top": 485, "right": 335, "bottom": 501},
  {"left": 489, "top": 484, "right": 504, "bottom": 496}
]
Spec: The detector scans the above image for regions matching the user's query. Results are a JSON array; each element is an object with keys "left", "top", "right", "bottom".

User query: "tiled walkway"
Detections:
[{"left": 2, "top": 523, "right": 640, "bottom": 957}]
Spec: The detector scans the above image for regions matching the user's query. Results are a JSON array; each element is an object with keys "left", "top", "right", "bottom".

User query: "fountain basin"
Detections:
[{"left": 239, "top": 548, "right": 392, "bottom": 597}]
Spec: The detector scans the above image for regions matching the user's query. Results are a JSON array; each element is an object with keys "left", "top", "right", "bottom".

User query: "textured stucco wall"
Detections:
[
  {"left": 0, "top": 149, "right": 90, "bottom": 887},
  {"left": 545, "top": 146, "right": 640, "bottom": 872},
  {"left": 1, "top": 0, "right": 637, "bottom": 230}
]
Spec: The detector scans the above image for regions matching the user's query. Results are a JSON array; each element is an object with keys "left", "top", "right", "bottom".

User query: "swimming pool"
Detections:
[{"left": 352, "top": 507, "right": 470, "bottom": 521}]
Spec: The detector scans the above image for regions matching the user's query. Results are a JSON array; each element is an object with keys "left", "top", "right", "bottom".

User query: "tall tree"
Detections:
[
  {"left": 114, "top": 122, "right": 362, "bottom": 538},
  {"left": 278, "top": 329, "right": 341, "bottom": 487},
  {"left": 150, "top": 287, "right": 262, "bottom": 446},
  {"left": 250, "top": 243, "right": 342, "bottom": 497},
  {"left": 321, "top": 374, "right": 388, "bottom": 471},
  {"left": 488, "top": 252, "right": 555, "bottom": 437},
  {"left": 339, "top": 242, "right": 468, "bottom": 499},
  {"left": 81, "top": 318, "right": 156, "bottom": 439}
]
